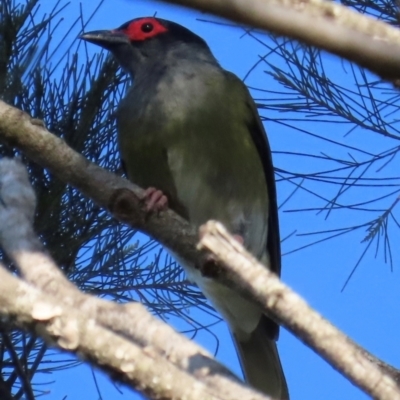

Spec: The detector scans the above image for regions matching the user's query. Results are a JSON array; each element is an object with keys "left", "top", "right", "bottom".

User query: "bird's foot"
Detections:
[{"left": 143, "top": 187, "right": 168, "bottom": 212}]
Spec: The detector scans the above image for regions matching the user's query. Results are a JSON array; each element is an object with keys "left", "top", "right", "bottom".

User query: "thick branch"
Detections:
[
  {"left": 0, "top": 266, "right": 231, "bottom": 400},
  {"left": 198, "top": 221, "right": 400, "bottom": 400},
  {"left": 0, "top": 158, "right": 270, "bottom": 400},
  {"left": 1, "top": 100, "right": 399, "bottom": 398},
  {"left": 0, "top": 101, "right": 198, "bottom": 264},
  {"left": 158, "top": 0, "right": 400, "bottom": 81}
]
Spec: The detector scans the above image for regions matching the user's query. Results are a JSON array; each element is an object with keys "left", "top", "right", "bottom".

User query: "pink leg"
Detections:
[{"left": 143, "top": 187, "right": 168, "bottom": 212}]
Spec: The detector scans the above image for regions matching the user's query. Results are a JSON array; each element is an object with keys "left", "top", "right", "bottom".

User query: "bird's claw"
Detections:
[{"left": 143, "top": 187, "right": 168, "bottom": 213}]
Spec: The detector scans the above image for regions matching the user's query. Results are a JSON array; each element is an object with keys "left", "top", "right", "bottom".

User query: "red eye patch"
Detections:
[{"left": 120, "top": 17, "right": 168, "bottom": 42}]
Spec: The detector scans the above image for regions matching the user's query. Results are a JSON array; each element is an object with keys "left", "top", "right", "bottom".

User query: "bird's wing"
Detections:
[{"left": 224, "top": 71, "right": 281, "bottom": 278}]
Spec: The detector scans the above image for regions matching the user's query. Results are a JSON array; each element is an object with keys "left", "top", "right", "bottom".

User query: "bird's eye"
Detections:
[{"left": 141, "top": 23, "right": 154, "bottom": 33}]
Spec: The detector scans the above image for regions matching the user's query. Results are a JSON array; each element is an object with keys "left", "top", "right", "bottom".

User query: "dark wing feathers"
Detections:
[{"left": 224, "top": 71, "right": 281, "bottom": 277}]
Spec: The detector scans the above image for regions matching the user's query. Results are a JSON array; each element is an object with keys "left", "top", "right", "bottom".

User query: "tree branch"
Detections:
[
  {"left": 157, "top": 0, "right": 400, "bottom": 81},
  {"left": 0, "top": 100, "right": 199, "bottom": 264},
  {"left": 0, "top": 266, "right": 234, "bottom": 400},
  {"left": 0, "top": 99, "right": 399, "bottom": 398},
  {"left": 0, "top": 157, "right": 271, "bottom": 400},
  {"left": 198, "top": 221, "right": 400, "bottom": 400}
]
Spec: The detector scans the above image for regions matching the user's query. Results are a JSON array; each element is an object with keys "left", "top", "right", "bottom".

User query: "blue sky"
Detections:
[{"left": 34, "top": 0, "right": 400, "bottom": 399}]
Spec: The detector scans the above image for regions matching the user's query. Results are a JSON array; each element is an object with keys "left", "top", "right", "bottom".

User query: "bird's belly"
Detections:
[
  {"left": 168, "top": 149, "right": 269, "bottom": 259},
  {"left": 172, "top": 251, "right": 262, "bottom": 338},
  {"left": 162, "top": 147, "right": 268, "bottom": 337}
]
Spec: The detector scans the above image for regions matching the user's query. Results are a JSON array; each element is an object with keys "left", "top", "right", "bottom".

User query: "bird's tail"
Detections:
[{"left": 233, "top": 321, "right": 289, "bottom": 399}]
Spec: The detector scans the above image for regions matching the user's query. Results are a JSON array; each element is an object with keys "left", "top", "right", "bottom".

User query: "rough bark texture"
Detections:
[
  {"left": 0, "top": 157, "right": 271, "bottom": 400},
  {"left": 198, "top": 221, "right": 400, "bottom": 400},
  {"left": 0, "top": 100, "right": 400, "bottom": 399},
  {"left": 159, "top": 0, "right": 400, "bottom": 81}
]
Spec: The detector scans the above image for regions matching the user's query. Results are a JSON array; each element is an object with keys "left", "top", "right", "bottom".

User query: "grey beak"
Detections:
[{"left": 79, "top": 30, "right": 130, "bottom": 48}]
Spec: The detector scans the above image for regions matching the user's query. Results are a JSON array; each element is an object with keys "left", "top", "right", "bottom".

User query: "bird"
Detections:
[{"left": 80, "top": 17, "right": 289, "bottom": 399}]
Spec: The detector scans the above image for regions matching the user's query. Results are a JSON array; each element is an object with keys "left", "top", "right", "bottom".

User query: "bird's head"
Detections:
[{"left": 79, "top": 17, "right": 210, "bottom": 77}]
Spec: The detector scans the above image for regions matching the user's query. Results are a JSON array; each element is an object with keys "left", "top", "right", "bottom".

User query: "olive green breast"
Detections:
[{"left": 117, "top": 65, "right": 269, "bottom": 260}]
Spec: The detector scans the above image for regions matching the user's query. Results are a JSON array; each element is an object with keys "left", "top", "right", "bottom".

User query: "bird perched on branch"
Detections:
[{"left": 80, "top": 17, "right": 288, "bottom": 399}]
